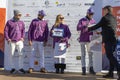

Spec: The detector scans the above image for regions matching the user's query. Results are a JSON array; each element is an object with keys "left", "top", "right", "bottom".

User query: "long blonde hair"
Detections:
[{"left": 54, "top": 14, "right": 64, "bottom": 27}]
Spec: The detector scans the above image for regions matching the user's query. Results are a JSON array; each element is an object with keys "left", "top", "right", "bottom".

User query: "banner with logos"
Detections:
[{"left": 5, "top": 0, "right": 102, "bottom": 72}]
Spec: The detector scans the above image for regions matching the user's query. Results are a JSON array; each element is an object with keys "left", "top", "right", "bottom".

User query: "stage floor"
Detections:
[{"left": 0, "top": 70, "right": 118, "bottom": 80}]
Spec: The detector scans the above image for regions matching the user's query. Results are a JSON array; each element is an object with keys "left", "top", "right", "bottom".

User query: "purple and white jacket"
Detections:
[{"left": 77, "top": 16, "right": 95, "bottom": 42}]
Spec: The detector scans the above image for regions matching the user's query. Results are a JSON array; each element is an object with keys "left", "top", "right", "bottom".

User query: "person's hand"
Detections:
[
  {"left": 51, "top": 30, "right": 54, "bottom": 33},
  {"left": 95, "top": 41, "right": 100, "bottom": 45},
  {"left": 96, "top": 31, "right": 101, "bottom": 35},
  {"left": 7, "top": 39, "right": 11, "bottom": 44},
  {"left": 67, "top": 43, "right": 70, "bottom": 48},
  {"left": 29, "top": 41, "right": 32, "bottom": 46},
  {"left": 21, "top": 38, "right": 24, "bottom": 41}
]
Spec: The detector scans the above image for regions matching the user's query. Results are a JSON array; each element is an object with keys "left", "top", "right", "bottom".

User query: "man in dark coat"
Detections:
[{"left": 88, "top": 5, "right": 120, "bottom": 80}]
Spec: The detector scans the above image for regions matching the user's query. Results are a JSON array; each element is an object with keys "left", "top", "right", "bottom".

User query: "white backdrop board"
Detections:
[{"left": 5, "top": 0, "right": 102, "bottom": 72}]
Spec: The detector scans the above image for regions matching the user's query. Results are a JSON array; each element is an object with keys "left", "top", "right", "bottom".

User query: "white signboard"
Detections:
[
  {"left": 52, "top": 28, "right": 64, "bottom": 37},
  {"left": 5, "top": 0, "right": 102, "bottom": 72}
]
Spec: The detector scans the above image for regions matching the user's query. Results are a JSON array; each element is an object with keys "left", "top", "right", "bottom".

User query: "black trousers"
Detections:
[{"left": 104, "top": 41, "right": 120, "bottom": 73}]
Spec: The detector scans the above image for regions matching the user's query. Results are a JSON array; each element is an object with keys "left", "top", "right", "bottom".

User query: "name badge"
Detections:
[{"left": 52, "top": 28, "right": 64, "bottom": 37}]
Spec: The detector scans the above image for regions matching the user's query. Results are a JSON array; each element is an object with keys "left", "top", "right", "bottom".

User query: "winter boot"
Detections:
[
  {"left": 103, "top": 72, "right": 113, "bottom": 78},
  {"left": 60, "top": 64, "right": 66, "bottom": 74},
  {"left": 55, "top": 63, "right": 60, "bottom": 73},
  {"left": 89, "top": 67, "right": 96, "bottom": 75},
  {"left": 82, "top": 67, "right": 86, "bottom": 75}
]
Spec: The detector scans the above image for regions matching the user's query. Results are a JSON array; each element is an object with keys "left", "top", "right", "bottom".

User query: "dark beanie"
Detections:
[{"left": 14, "top": 9, "right": 21, "bottom": 16}]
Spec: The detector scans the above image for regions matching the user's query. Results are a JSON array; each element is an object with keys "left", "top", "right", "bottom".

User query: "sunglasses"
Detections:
[
  {"left": 89, "top": 13, "right": 94, "bottom": 15},
  {"left": 38, "top": 14, "right": 44, "bottom": 17},
  {"left": 60, "top": 17, "right": 64, "bottom": 19},
  {"left": 16, "top": 14, "right": 22, "bottom": 16},
  {"left": 38, "top": 14, "right": 41, "bottom": 16}
]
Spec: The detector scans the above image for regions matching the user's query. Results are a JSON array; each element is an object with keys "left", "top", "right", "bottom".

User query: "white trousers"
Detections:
[
  {"left": 80, "top": 42, "right": 93, "bottom": 67},
  {"left": 29, "top": 41, "right": 45, "bottom": 69},
  {"left": 9, "top": 41, "right": 24, "bottom": 70}
]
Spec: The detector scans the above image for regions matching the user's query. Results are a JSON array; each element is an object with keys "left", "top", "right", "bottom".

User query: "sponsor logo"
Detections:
[
  {"left": 24, "top": 13, "right": 31, "bottom": 18},
  {"left": 117, "top": 16, "right": 120, "bottom": 20},
  {"left": 23, "top": 20, "right": 31, "bottom": 22},
  {"left": 32, "top": 2, "right": 35, "bottom": 6},
  {"left": 67, "top": 13, "right": 70, "bottom": 16},
  {"left": 69, "top": 3, "right": 81, "bottom": 7},
  {"left": 45, "top": 0, "right": 49, "bottom": 7},
  {"left": 66, "top": 63, "right": 81, "bottom": 65},
  {"left": 117, "top": 47, "right": 120, "bottom": 64},
  {"left": 55, "top": 1, "right": 65, "bottom": 7},
  {"left": 117, "top": 28, "right": 120, "bottom": 32},
  {"left": 27, "top": 2, "right": 40, "bottom": 7},
  {"left": 42, "top": 0, "right": 53, "bottom": 8},
  {"left": 116, "top": 15, "right": 120, "bottom": 26},
  {"left": 13, "top": 3, "right": 25, "bottom": 7},
  {"left": 117, "top": 21, "right": 120, "bottom": 26},
  {"left": 84, "top": 3, "right": 95, "bottom": 6},
  {"left": 76, "top": 56, "right": 81, "bottom": 60},
  {"left": 117, "top": 10, "right": 120, "bottom": 14}
]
